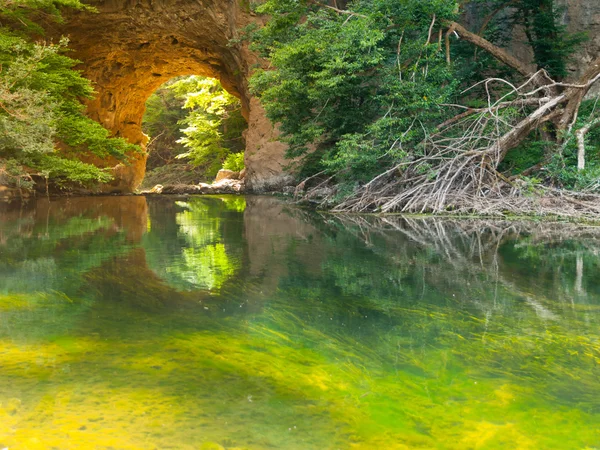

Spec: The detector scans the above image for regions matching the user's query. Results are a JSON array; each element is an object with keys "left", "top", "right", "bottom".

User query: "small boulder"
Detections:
[
  {"left": 212, "top": 178, "right": 245, "bottom": 193},
  {"left": 215, "top": 169, "right": 239, "bottom": 182}
]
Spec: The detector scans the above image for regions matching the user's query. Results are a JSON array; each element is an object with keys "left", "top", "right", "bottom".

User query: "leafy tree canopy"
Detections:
[
  {"left": 0, "top": 0, "right": 139, "bottom": 190},
  {"left": 143, "top": 76, "right": 247, "bottom": 182},
  {"left": 248, "top": 0, "right": 595, "bottom": 201},
  {"left": 249, "top": 0, "right": 460, "bottom": 182}
]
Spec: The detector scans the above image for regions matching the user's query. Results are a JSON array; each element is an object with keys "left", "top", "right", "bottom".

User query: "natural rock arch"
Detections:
[
  {"left": 53, "top": 0, "right": 292, "bottom": 192},
  {"left": 52, "top": 0, "right": 600, "bottom": 193}
]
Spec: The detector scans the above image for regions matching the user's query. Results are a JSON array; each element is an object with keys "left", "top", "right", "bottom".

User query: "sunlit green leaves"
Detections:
[
  {"left": 249, "top": 0, "right": 459, "bottom": 182},
  {"left": 164, "top": 76, "right": 246, "bottom": 178},
  {"left": 143, "top": 197, "right": 244, "bottom": 292}
]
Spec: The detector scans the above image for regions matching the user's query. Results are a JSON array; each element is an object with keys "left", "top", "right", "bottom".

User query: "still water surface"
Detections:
[{"left": 0, "top": 195, "right": 599, "bottom": 449}]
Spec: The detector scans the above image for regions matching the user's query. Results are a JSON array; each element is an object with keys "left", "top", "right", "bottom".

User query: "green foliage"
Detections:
[
  {"left": 142, "top": 76, "right": 247, "bottom": 182},
  {"left": 169, "top": 76, "right": 247, "bottom": 179},
  {"left": 0, "top": 0, "right": 95, "bottom": 33},
  {"left": 35, "top": 154, "right": 113, "bottom": 185},
  {"left": 142, "top": 78, "right": 188, "bottom": 170},
  {"left": 0, "top": 158, "right": 34, "bottom": 189},
  {"left": 249, "top": 0, "right": 459, "bottom": 183},
  {"left": 0, "top": 0, "right": 139, "bottom": 189},
  {"left": 222, "top": 152, "right": 244, "bottom": 172},
  {"left": 248, "top": 0, "right": 588, "bottom": 193},
  {"left": 498, "top": 137, "right": 547, "bottom": 175}
]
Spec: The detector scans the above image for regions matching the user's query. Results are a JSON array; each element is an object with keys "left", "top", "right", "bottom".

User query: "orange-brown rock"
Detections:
[
  {"left": 215, "top": 169, "right": 239, "bottom": 182},
  {"left": 52, "top": 0, "right": 291, "bottom": 193}
]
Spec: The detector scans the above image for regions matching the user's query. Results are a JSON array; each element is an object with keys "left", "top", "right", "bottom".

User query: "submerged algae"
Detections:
[{"left": 0, "top": 196, "right": 599, "bottom": 449}]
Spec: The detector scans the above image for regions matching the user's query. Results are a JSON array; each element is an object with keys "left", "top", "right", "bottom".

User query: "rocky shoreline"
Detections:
[
  {"left": 140, "top": 168, "right": 246, "bottom": 196},
  {"left": 0, "top": 169, "right": 249, "bottom": 201},
  {"left": 142, "top": 180, "right": 244, "bottom": 196}
]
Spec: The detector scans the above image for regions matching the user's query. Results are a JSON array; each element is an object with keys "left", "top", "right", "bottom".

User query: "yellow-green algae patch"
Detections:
[
  {"left": 2, "top": 196, "right": 600, "bottom": 449},
  {"left": 1, "top": 298, "right": 599, "bottom": 449},
  {"left": 0, "top": 294, "right": 31, "bottom": 311}
]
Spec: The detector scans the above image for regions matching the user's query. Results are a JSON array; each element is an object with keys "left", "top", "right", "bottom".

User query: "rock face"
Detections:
[
  {"left": 244, "top": 97, "right": 296, "bottom": 192},
  {"left": 54, "top": 0, "right": 289, "bottom": 193},
  {"left": 464, "top": 1, "right": 600, "bottom": 82},
  {"left": 51, "top": 0, "right": 599, "bottom": 193},
  {"left": 559, "top": 0, "right": 600, "bottom": 85}
]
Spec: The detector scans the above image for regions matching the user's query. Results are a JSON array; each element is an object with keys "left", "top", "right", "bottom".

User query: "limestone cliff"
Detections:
[
  {"left": 465, "top": 0, "right": 600, "bottom": 81},
  {"left": 559, "top": 0, "right": 600, "bottom": 81}
]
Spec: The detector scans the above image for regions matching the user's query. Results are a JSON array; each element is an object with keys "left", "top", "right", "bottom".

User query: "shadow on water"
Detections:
[{"left": 0, "top": 195, "right": 599, "bottom": 449}]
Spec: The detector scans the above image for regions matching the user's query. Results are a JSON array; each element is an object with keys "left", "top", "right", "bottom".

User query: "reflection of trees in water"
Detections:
[
  {"left": 0, "top": 196, "right": 248, "bottom": 314},
  {"left": 1, "top": 197, "right": 600, "bottom": 446},
  {"left": 143, "top": 196, "right": 245, "bottom": 292},
  {"left": 0, "top": 199, "right": 142, "bottom": 296},
  {"left": 0, "top": 196, "right": 250, "bottom": 341},
  {"left": 323, "top": 215, "right": 600, "bottom": 310},
  {"left": 0, "top": 198, "right": 146, "bottom": 343},
  {"left": 268, "top": 214, "right": 600, "bottom": 412}
]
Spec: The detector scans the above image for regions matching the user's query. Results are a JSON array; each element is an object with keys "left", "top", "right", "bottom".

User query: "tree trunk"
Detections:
[{"left": 576, "top": 118, "right": 600, "bottom": 171}]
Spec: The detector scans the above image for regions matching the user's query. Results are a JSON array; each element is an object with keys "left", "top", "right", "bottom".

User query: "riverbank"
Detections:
[
  {"left": 4, "top": 177, "right": 600, "bottom": 225},
  {"left": 140, "top": 178, "right": 244, "bottom": 196},
  {"left": 291, "top": 179, "right": 600, "bottom": 223}
]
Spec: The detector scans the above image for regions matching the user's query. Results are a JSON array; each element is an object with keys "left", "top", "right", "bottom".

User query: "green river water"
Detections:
[{"left": 0, "top": 195, "right": 599, "bottom": 449}]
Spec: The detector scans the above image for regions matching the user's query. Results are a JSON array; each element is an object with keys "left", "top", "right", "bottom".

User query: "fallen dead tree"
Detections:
[
  {"left": 332, "top": 62, "right": 600, "bottom": 216},
  {"left": 297, "top": 20, "right": 600, "bottom": 218}
]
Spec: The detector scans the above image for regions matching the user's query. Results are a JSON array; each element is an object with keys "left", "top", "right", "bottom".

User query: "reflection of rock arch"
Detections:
[
  {"left": 0, "top": 196, "right": 149, "bottom": 242},
  {"left": 54, "top": 0, "right": 291, "bottom": 192}
]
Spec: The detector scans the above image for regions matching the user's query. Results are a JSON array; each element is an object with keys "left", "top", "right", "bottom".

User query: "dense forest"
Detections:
[
  {"left": 247, "top": 0, "right": 600, "bottom": 214},
  {"left": 1, "top": 0, "right": 600, "bottom": 216}
]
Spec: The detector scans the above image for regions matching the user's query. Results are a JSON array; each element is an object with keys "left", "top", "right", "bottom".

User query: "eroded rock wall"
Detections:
[
  {"left": 465, "top": 1, "right": 600, "bottom": 81},
  {"left": 56, "top": 0, "right": 290, "bottom": 193},
  {"left": 558, "top": 0, "right": 600, "bottom": 79}
]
